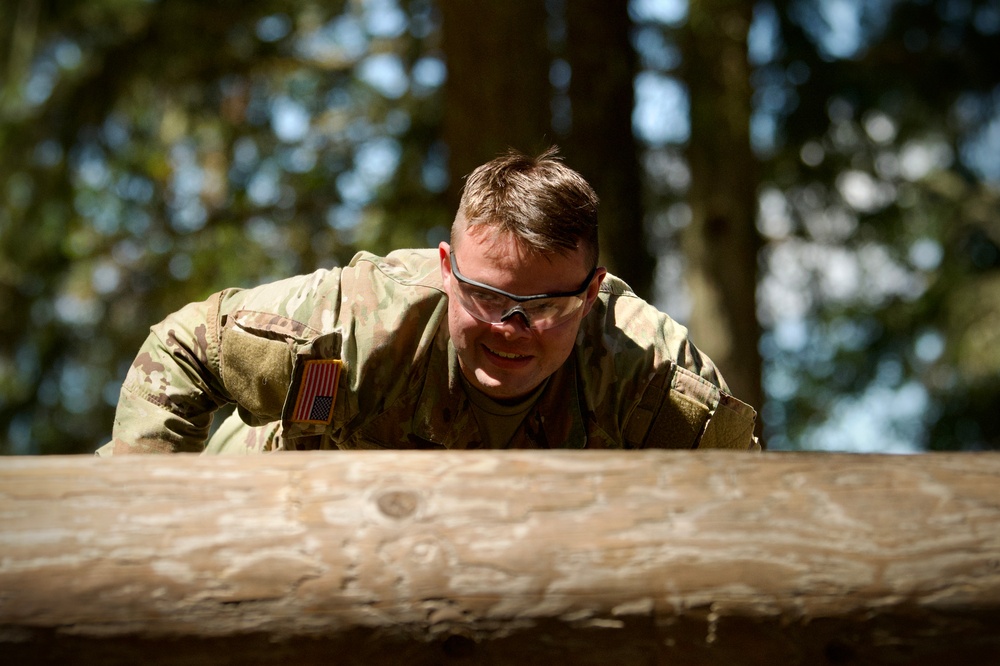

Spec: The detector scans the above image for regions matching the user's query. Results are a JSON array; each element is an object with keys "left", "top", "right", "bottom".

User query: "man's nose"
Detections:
[{"left": 494, "top": 307, "right": 532, "bottom": 336}]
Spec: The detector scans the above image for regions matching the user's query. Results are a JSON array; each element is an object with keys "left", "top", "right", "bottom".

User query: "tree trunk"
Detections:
[
  {"left": 439, "top": 0, "right": 552, "bottom": 212},
  {"left": 563, "top": 1, "right": 653, "bottom": 298},
  {"left": 681, "top": 0, "right": 764, "bottom": 435},
  {"left": 3, "top": 451, "right": 1000, "bottom": 665}
]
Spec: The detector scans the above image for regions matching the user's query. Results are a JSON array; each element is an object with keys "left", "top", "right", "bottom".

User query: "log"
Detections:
[{"left": 1, "top": 450, "right": 999, "bottom": 665}]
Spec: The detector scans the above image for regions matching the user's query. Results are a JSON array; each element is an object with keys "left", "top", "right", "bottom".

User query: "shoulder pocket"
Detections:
[
  {"left": 623, "top": 364, "right": 718, "bottom": 449},
  {"left": 699, "top": 393, "right": 759, "bottom": 450},
  {"left": 220, "top": 311, "right": 317, "bottom": 425}
]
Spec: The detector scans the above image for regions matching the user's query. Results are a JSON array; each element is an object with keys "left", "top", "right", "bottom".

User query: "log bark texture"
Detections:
[{"left": 2, "top": 451, "right": 1000, "bottom": 665}]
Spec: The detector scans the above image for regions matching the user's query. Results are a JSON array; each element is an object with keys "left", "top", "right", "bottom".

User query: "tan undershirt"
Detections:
[{"left": 462, "top": 376, "right": 548, "bottom": 449}]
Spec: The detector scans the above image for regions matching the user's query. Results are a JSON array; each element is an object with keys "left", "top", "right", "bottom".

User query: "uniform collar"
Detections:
[{"left": 410, "top": 327, "right": 472, "bottom": 448}]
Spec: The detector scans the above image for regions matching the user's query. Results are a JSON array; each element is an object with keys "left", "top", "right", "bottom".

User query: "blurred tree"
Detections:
[
  {"left": 438, "top": 0, "right": 551, "bottom": 210},
  {"left": 681, "top": 0, "right": 765, "bottom": 428},
  {"left": 561, "top": 0, "right": 652, "bottom": 298},
  {"left": 755, "top": 0, "right": 1000, "bottom": 449}
]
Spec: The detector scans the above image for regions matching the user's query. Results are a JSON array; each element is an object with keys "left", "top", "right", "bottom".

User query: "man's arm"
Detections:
[
  {"left": 104, "top": 293, "right": 232, "bottom": 454},
  {"left": 102, "top": 267, "right": 350, "bottom": 455},
  {"left": 620, "top": 361, "right": 759, "bottom": 451}
]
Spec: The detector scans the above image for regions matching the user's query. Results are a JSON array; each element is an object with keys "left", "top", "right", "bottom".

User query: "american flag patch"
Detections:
[{"left": 291, "top": 359, "right": 342, "bottom": 424}]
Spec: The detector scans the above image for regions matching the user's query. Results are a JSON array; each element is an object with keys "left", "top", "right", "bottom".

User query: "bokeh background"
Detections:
[{"left": 1, "top": 0, "right": 998, "bottom": 454}]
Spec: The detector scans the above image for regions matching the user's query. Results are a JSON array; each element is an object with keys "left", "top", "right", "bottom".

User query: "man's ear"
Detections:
[
  {"left": 582, "top": 268, "right": 607, "bottom": 317},
  {"left": 438, "top": 242, "right": 452, "bottom": 293}
]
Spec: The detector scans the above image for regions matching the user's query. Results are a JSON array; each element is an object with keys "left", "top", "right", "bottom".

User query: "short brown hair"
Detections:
[{"left": 454, "top": 147, "right": 600, "bottom": 267}]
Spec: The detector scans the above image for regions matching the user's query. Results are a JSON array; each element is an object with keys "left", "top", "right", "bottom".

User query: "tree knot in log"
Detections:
[{"left": 376, "top": 489, "right": 420, "bottom": 520}]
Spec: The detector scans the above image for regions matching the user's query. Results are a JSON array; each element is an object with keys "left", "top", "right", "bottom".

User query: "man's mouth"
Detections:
[{"left": 485, "top": 346, "right": 529, "bottom": 360}]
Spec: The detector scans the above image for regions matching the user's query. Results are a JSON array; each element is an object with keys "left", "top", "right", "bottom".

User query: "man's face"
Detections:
[{"left": 439, "top": 225, "right": 605, "bottom": 401}]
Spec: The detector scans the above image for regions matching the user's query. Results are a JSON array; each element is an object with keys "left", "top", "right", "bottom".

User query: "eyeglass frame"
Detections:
[{"left": 448, "top": 251, "right": 598, "bottom": 329}]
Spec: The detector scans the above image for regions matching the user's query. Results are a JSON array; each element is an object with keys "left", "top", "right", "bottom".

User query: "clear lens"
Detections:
[{"left": 454, "top": 283, "right": 584, "bottom": 330}]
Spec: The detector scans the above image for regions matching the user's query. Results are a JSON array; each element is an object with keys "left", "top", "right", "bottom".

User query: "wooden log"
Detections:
[{"left": 1, "top": 450, "right": 999, "bottom": 665}]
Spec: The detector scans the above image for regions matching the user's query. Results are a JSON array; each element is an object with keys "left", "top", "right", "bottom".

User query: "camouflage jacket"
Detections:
[{"left": 101, "top": 249, "right": 759, "bottom": 454}]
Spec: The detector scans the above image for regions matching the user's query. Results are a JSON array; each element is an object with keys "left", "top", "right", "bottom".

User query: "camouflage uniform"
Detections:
[{"left": 101, "top": 249, "right": 759, "bottom": 455}]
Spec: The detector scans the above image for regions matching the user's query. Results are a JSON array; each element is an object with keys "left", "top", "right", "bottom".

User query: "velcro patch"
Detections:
[{"left": 291, "top": 359, "right": 342, "bottom": 424}]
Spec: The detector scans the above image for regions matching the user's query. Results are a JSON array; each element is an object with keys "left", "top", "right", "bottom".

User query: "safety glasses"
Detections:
[{"left": 449, "top": 252, "right": 596, "bottom": 330}]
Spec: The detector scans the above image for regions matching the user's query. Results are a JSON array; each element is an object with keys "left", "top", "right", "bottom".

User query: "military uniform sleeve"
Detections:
[
  {"left": 104, "top": 292, "right": 231, "bottom": 454},
  {"left": 622, "top": 362, "right": 760, "bottom": 451},
  {"left": 103, "top": 268, "right": 346, "bottom": 455},
  {"left": 580, "top": 278, "right": 760, "bottom": 452}
]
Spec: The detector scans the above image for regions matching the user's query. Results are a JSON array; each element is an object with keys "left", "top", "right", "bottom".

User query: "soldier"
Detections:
[{"left": 100, "top": 147, "right": 758, "bottom": 455}]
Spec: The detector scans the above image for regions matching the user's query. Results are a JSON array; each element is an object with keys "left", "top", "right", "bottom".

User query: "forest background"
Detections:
[{"left": 1, "top": 0, "right": 998, "bottom": 455}]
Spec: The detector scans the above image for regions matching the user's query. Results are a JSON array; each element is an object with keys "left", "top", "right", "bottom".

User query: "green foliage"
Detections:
[
  {"left": 1, "top": 0, "right": 449, "bottom": 453},
  {"left": 756, "top": 0, "right": 1000, "bottom": 450}
]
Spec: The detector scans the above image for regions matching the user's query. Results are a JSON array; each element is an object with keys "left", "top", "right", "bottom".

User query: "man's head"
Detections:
[
  {"left": 439, "top": 147, "right": 606, "bottom": 402},
  {"left": 452, "top": 146, "right": 600, "bottom": 267}
]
